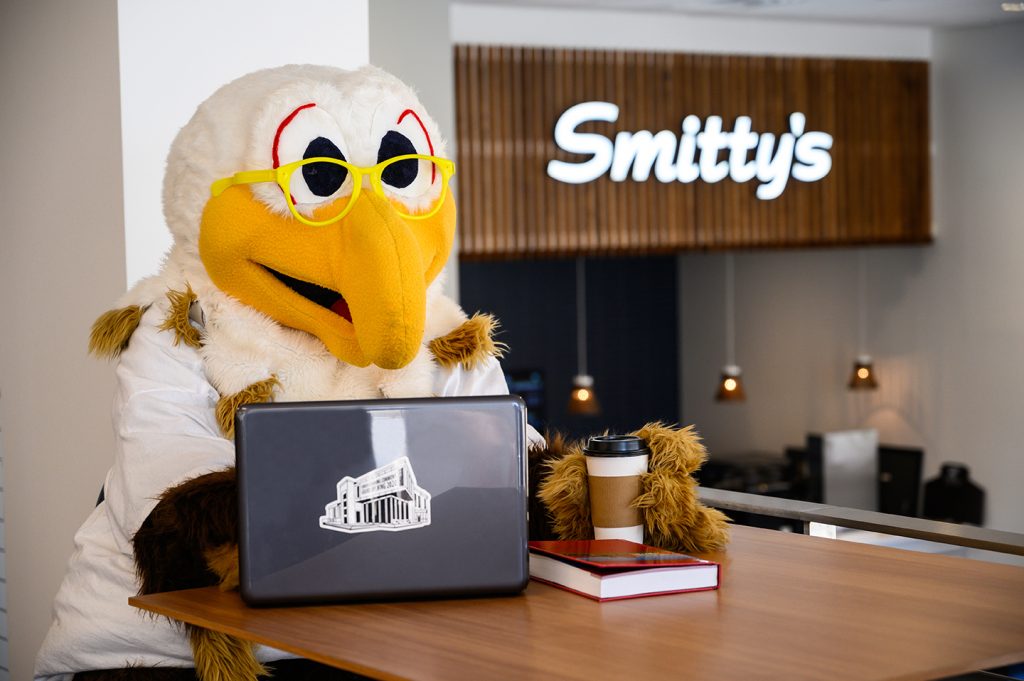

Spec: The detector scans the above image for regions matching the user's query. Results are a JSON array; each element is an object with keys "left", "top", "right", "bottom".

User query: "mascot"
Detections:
[{"left": 35, "top": 65, "right": 728, "bottom": 681}]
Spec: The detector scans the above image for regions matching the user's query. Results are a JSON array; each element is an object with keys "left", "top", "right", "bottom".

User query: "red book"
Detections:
[{"left": 528, "top": 539, "right": 720, "bottom": 601}]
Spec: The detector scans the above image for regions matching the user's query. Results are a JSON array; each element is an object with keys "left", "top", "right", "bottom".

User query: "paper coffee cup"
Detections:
[{"left": 584, "top": 435, "right": 649, "bottom": 543}]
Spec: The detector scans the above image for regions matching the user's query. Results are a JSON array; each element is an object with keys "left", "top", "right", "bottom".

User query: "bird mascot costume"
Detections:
[{"left": 35, "top": 64, "right": 729, "bottom": 681}]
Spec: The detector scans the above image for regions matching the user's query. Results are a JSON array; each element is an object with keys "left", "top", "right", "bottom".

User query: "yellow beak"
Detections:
[{"left": 198, "top": 187, "right": 456, "bottom": 369}]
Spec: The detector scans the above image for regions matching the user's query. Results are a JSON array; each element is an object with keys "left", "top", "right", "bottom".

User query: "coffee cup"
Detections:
[{"left": 584, "top": 435, "right": 649, "bottom": 543}]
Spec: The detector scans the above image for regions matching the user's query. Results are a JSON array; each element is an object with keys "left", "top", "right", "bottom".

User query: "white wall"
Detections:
[
  {"left": 0, "top": 1, "right": 125, "bottom": 677},
  {"left": 119, "top": 0, "right": 370, "bottom": 288},
  {"left": 683, "top": 22, "right": 1024, "bottom": 533}
]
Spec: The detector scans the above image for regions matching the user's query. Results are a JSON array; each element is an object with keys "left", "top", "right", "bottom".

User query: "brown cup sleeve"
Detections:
[{"left": 588, "top": 475, "right": 643, "bottom": 529}]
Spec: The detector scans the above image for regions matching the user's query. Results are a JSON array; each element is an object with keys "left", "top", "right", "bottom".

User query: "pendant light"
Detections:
[
  {"left": 716, "top": 253, "right": 746, "bottom": 402},
  {"left": 848, "top": 250, "right": 879, "bottom": 390},
  {"left": 568, "top": 257, "right": 600, "bottom": 415}
]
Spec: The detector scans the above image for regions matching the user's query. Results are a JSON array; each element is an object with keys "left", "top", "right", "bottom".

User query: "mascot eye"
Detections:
[
  {"left": 377, "top": 131, "right": 418, "bottom": 189},
  {"left": 299, "top": 137, "right": 349, "bottom": 199}
]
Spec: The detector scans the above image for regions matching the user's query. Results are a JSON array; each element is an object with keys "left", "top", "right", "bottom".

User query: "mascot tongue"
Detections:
[{"left": 330, "top": 297, "right": 352, "bottom": 320}]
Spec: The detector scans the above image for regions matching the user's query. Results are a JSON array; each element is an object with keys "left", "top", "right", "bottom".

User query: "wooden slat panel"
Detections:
[{"left": 454, "top": 47, "right": 931, "bottom": 259}]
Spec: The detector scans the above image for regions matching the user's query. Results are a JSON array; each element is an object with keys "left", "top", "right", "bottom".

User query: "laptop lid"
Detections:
[{"left": 235, "top": 395, "right": 529, "bottom": 605}]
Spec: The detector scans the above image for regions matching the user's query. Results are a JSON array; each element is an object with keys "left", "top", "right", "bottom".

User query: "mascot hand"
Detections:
[
  {"left": 133, "top": 469, "right": 265, "bottom": 681},
  {"left": 534, "top": 423, "right": 730, "bottom": 554},
  {"left": 132, "top": 468, "right": 240, "bottom": 594}
]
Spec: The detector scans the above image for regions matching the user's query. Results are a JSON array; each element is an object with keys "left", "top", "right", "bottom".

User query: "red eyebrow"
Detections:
[
  {"left": 272, "top": 102, "right": 317, "bottom": 169},
  {"left": 397, "top": 108, "right": 436, "bottom": 183}
]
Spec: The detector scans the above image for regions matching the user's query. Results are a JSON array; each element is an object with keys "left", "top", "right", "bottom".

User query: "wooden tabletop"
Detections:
[{"left": 131, "top": 525, "right": 1024, "bottom": 681}]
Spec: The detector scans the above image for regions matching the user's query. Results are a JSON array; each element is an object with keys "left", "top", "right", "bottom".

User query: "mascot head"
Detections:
[{"left": 163, "top": 65, "right": 456, "bottom": 370}]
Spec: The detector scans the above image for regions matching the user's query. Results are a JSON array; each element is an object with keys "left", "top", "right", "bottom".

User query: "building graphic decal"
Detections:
[{"left": 319, "top": 457, "right": 431, "bottom": 534}]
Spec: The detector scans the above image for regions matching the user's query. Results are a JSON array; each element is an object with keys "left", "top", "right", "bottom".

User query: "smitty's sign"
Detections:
[
  {"left": 454, "top": 46, "right": 930, "bottom": 259},
  {"left": 547, "top": 103, "right": 833, "bottom": 200}
]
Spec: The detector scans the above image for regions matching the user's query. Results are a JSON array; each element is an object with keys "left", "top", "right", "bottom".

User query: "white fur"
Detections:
[{"left": 163, "top": 64, "right": 447, "bottom": 249}]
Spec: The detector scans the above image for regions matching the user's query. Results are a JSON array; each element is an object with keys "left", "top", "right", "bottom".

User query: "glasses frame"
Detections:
[{"left": 210, "top": 153, "right": 456, "bottom": 227}]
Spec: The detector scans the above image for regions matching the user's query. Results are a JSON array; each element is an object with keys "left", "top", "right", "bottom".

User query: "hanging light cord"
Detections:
[
  {"left": 576, "top": 256, "right": 588, "bottom": 377},
  {"left": 725, "top": 253, "right": 735, "bottom": 367},
  {"left": 858, "top": 249, "right": 867, "bottom": 355}
]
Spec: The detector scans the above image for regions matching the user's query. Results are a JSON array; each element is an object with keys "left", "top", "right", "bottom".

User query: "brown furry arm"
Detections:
[
  {"left": 132, "top": 468, "right": 240, "bottom": 595},
  {"left": 632, "top": 423, "right": 731, "bottom": 553},
  {"left": 534, "top": 434, "right": 594, "bottom": 541}
]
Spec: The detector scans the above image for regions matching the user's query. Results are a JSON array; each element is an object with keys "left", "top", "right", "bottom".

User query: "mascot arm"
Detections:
[
  {"left": 433, "top": 353, "right": 509, "bottom": 396},
  {"left": 101, "top": 307, "right": 239, "bottom": 593},
  {"left": 534, "top": 423, "right": 731, "bottom": 553},
  {"left": 434, "top": 354, "right": 545, "bottom": 447},
  {"left": 132, "top": 468, "right": 239, "bottom": 595}
]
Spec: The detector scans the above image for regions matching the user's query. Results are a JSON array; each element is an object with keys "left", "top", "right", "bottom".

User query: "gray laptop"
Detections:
[{"left": 235, "top": 395, "right": 529, "bottom": 605}]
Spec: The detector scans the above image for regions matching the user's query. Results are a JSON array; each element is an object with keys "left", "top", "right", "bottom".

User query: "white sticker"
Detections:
[{"left": 319, "top": 456, "right": 431, "bottom": 534}]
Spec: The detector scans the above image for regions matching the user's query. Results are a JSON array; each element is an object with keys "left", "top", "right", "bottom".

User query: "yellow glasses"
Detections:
[{"left": 210, "top": 154, "right": 456, "bottom": 227}]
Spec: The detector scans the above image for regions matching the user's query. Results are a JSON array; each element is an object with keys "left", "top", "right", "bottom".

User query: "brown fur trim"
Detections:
[
  {"left": 215, "top": 376, "right": 279, "bottom": 438},
  {"left": 158, "top": 285, "right": 203, "bottom": 349},
  {"left": 133, "top": 469, "right": 239, "bottom": 597},
  {"left": 536, "top": 435, "right": 594, "bottom": 541},
  {"left": 428, "top": 313, "right": 507, "bottom": 370},
  {"left": 89, "top": 305, "right": 146, "bottom": 358},
  {"left": 631, "top": 422, "right": 731, "bottom": 553},
  {"left": 188, "top": 625, "right": 266, "bottom": 681},
  {"left": 204, "top": 543, "right": 240, "bottom": 591}
]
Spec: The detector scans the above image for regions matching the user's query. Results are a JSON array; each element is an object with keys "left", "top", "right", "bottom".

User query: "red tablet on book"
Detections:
[{"left": 528, "top": 539, "right": 720, "bottom": 601}]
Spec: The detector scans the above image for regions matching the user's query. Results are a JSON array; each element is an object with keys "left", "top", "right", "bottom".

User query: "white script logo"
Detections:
[{"left": 546, "top": 101, "right": 833, "bottom": 200}]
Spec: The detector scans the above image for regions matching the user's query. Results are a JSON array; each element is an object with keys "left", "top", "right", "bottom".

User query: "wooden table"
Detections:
[{"left": 130, "top": 525, "right": 1024, "bottom": 681}]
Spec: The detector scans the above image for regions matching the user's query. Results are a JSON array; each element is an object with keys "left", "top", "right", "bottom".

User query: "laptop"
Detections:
[{"left": 235, "top": 395, "right": 529, "bottom": 606}]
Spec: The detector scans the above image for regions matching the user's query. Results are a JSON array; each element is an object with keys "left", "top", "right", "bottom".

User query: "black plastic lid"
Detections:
[{"left": 584, "top": 435, "right": 649, "bottom": 457}]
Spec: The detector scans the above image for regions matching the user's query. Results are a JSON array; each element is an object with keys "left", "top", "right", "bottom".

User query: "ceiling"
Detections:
[{"left": 459, "top": 0, "right": 1024, "bottom": 27}]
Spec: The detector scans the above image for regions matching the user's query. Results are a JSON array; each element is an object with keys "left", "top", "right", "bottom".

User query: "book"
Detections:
[{"left": 528, "top": 539, "right": 720, "bottom": 601}]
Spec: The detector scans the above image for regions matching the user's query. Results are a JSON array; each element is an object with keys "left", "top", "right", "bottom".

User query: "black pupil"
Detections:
[
  {"left": 377, "top": 131, "right": 419, "bottom": 189},
  {"left": 302, "top": 137, "right": 347, "bottom": 198}
]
